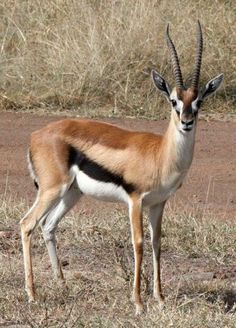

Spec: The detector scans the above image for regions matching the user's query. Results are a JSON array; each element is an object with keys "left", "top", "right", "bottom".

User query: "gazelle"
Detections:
[{"left": 20, "top": 21, "right": 223, "bottom": 314}]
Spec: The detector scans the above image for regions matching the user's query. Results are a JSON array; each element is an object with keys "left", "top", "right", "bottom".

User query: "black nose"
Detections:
[{"left": 181, "top": 119, "right": 194, "bottom": 126}]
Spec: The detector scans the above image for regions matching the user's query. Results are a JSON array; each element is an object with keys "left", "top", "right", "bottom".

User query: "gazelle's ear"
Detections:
[
  {"left": 200, "top": 74, "right": 224, "bottom": 99},
  {"left": 151, "top": 70, "right": 171, "bottom": 100}
]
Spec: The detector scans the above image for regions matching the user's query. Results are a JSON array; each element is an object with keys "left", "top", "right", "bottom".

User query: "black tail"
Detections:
[
  {"left": 28, "top": 149, "right": 39, "bottom": 190},
  {"left": 34, "top": 180, "right": 39, "bottom": 190}
]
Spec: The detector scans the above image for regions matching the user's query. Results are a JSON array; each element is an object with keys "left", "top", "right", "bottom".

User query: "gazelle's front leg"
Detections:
[
  {"left": 128, "top": 194, "right": 144, "bottom": 315},
  {"left": 149, "top": 202, "right": 166, "bottom": 307}
]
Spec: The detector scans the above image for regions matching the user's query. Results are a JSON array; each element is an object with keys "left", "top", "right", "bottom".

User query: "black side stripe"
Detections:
[{"left": 68, "top": 146, "right": 135, "bottom": 194}]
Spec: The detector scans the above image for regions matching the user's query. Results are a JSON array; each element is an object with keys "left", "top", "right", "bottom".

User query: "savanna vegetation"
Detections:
[
  {"left": 0, "top": 197, "right": 236, "bottom": 327},
  {"left": 0, "top": 0, "right": 235, "bottom": 118}
]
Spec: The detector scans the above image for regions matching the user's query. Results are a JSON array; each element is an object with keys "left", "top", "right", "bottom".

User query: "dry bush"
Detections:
[{"left": 0, "top": 0, "right": 235, "bottom": 117}]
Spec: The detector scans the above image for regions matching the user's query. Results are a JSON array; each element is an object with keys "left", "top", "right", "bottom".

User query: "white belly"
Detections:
[
  {"left": 70, "top": 165, "right": 185, "bottom": 207},
  {"left": 72, "top": 166, "right": 129, "bottom": 203}
]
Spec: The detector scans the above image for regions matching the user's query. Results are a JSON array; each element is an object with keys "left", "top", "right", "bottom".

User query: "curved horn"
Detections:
[
  {"left": 166, "top": 24, "right": 184, "bottom": 89},
  {"left": 191, "top": 21, "right": 203, "bottom": 89}
]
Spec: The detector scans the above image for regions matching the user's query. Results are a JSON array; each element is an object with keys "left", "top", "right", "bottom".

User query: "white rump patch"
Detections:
[{"left": 27, "top": 150, "right": 38, "bottom": 183}]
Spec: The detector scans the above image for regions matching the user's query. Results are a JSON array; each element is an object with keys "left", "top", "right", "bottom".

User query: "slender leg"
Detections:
[
  {"left": 40, "top": 183, "right": 81, "bottom": 279},
  {"left": 128, "top": 195, "right": 144, "bottom": 315},
  {"left": 149, "top": 202, "right": 166, "bottom": 307},
  {"left": 20, "top": 186, "right": 63, "bottom": 301}
]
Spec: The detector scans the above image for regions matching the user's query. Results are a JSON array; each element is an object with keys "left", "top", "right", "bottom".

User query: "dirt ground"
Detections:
[
  {"left": 0, "top": 111, "right": 235, "bottom": 219},
  {"left": 0, "top": 111, "right": 236, "bottom": 326}
]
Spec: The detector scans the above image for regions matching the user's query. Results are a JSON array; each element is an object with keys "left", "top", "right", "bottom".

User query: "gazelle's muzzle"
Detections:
[{"left": 180, "top": 119, "right": 194, "bottom": 131}]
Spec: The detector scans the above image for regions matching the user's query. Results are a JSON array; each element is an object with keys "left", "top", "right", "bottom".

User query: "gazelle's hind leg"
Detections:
[
  {"left": 20, "top": 181, "right": 80, "bottom": 302},
  {"left": 20, "top": 185, "right": 62, "bottom": 301},
  {"left": 40, "top": 181, "right": 81, "bottom": 279}
]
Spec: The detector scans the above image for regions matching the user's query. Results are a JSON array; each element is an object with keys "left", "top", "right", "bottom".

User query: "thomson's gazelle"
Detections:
[{"left": 20, "top": 21, "right": 223, "bottom": 314}]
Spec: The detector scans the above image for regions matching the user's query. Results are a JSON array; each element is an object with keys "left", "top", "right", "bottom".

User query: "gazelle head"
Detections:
[{"left": 152, "top": 21, "right": 223, "bottom": 133}]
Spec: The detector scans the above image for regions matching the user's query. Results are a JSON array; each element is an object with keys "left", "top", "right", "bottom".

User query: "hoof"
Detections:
[
  {"left": 25, "top": 288, "right": 36, "bottom": 303},
  {"left": 154, "top": 293, "right": 165, "bottom": 309},
  {"left": 157, "top": 299, "right": 165, "bottom": 310},
  {"left": 135, "top": 303, "right": 144, "bottom": 316},
  {"left": 27, "top": 295, "right": 36, "bottom": 303}
]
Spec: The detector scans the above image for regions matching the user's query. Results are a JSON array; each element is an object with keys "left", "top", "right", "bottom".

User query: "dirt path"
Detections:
[{"left": 0, "top": 111, "right": 235, "bottom": 219}]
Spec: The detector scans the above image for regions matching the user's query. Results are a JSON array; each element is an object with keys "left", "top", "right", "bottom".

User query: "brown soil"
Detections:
[{"left": 0, "top": 111, "right": 235, "bottom": 219}]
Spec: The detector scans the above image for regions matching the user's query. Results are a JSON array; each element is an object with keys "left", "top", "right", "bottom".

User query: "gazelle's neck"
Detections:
[{"left": 162, "top": 113, "right": 197, "bottom": 175}]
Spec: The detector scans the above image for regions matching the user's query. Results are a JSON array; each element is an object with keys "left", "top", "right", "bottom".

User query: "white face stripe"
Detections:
[{"left": 170, "top": 89, "right": 183, "bottom": 114}]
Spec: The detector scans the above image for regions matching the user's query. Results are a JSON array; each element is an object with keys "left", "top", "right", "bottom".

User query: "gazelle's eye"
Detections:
[{"left": 171, "top": 99, "right": 177, "bottom": 107}]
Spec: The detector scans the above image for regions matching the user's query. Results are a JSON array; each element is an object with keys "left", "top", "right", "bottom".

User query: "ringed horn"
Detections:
[
  {"left": 166, "top": 20, "right": 203, "bottom": 90},
  {"left": 191, "top": 20, "right": 203, "bottom": 89},
  {"left": 166, "top": 24, "right": 184, "bottom": 89}
]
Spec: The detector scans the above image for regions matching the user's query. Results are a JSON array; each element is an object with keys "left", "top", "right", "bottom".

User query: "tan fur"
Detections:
[
  {"left": 31, "top": 119, "right": 166, "bottom": 192},
  {"left": 129, "top": 193, "right": 144, "bottom": 313}
]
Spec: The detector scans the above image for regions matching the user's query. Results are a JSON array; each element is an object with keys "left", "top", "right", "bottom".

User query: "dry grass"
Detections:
[
  {"left": 0, "top": 0, "right": 235, "bottom": 118},
  {"left": 0, "top": 195, "right": 236, "bottom": 327}
]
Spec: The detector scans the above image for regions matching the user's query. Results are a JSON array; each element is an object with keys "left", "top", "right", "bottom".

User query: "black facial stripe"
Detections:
[
  {"left": 68, "top": 146, "right": 136, "bottom": 194},
  {"left": 175, "top": 108, "right": 180, "bottom": 117},
  {"left": 171, "top": 99, "right": 177, "bottom": 107},
  {"left": 196, "top": 100, "right": 202, "bottom": 108}
]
